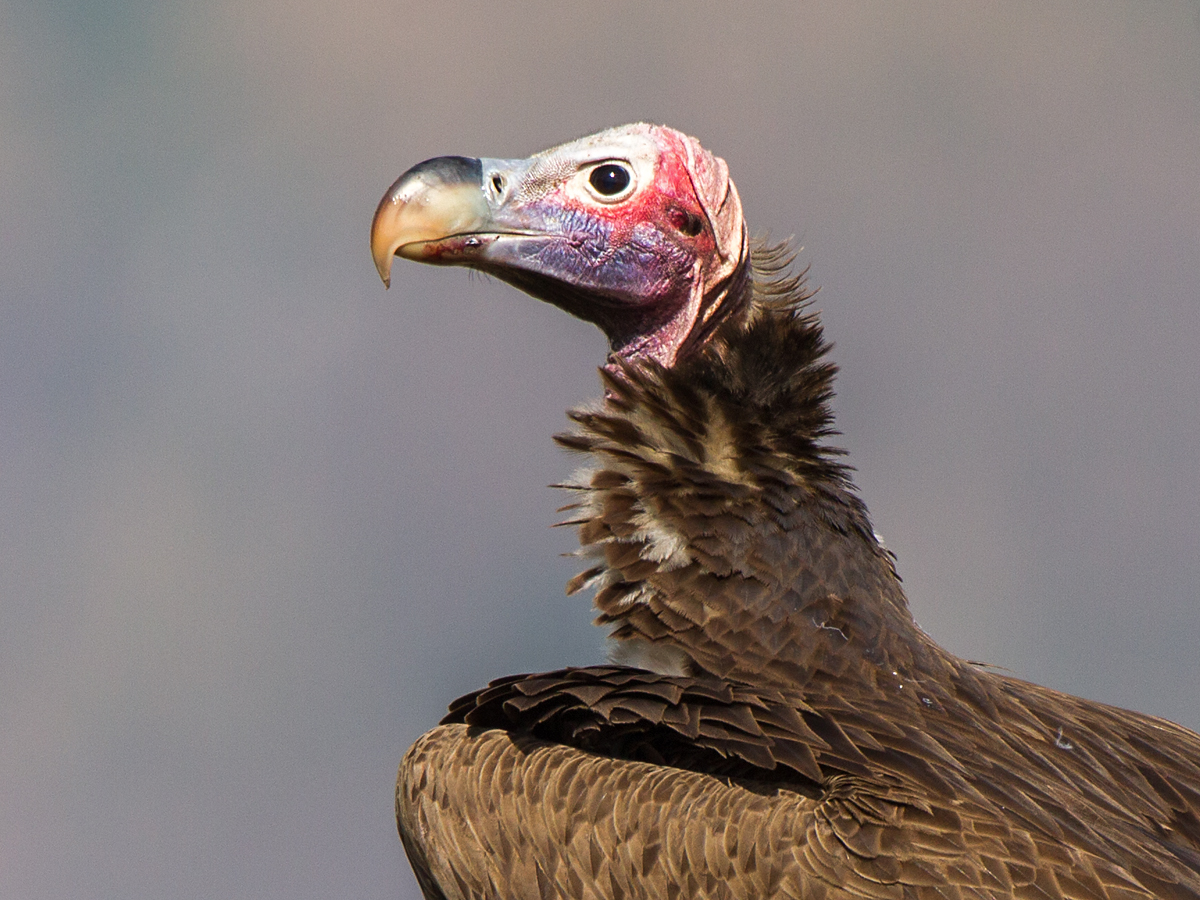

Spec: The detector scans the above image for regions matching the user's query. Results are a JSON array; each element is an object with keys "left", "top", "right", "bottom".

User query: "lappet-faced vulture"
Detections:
[{"left": 371, "top": 123, "right": 1200, "bottom": 900}]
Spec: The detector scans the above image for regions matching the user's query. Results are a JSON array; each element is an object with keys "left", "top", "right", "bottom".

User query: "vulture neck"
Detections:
[{"left": 559, "top": 244, "right": 951, "bottom": 693}]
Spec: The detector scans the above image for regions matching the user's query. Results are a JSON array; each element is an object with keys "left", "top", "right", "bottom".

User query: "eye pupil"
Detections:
[{"left": 590, "top": 163, "right": 631, "bottom": 196}]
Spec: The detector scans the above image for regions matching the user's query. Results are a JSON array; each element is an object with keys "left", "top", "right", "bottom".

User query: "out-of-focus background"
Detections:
[{"left": 3, "top": 2, "right": 1198, "bottom": 897}]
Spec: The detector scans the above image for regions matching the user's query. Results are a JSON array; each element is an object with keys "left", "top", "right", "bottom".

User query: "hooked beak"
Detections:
[{"left": 370, "top": 156, "right": 490, "bottom": 287}]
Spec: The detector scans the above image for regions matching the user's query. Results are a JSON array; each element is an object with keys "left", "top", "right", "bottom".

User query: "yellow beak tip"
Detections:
[
  {"left": 372, "top": 239, "right": 398, "bottom": 287},
  {"left": 371, "top": 156, "right": 491, "bottom": 290}
]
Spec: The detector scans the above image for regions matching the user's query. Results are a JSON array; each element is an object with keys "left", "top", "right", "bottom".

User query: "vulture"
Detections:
[{"left": 371, "top": 123, "right": 1200, "bottom": 900}]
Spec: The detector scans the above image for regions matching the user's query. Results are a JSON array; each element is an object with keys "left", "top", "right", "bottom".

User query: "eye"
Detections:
[{"left": 587, "top": 162, "right": 633, "bottom": 199}]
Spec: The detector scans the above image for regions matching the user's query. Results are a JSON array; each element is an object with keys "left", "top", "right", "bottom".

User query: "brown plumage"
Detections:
[{"left": 372, "top": 124, "right": 1200, "bottom": 899}]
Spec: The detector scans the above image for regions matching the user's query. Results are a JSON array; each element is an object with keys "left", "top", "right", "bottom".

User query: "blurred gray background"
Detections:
[{"left": 3, "top": 1, "right": 1199, "bottom": 897}]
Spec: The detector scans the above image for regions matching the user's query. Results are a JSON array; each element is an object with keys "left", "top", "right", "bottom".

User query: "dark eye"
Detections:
[{"left": 589, "top": 163, "right": 632, "bottom": 197}]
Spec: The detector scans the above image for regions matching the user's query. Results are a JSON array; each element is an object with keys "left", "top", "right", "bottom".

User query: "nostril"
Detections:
[{"left": 491, "top": 173, "right": 505, "bottom": 196}]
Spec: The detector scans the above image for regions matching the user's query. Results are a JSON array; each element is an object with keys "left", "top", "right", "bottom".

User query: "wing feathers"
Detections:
[
  {"left": 446, "top": 665, "right": 827, "bottom": 786},
  {"left": 416, "top": 666, "right": 1200, "bottom": 899}
]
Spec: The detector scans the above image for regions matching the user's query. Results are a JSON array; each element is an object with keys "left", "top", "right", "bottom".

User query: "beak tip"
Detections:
[
  {"left": 371, "top": 154, "right": 489, "bottom": 290},
  {"left": 372, "top": 239, "right": 396, "bottom": 288}
]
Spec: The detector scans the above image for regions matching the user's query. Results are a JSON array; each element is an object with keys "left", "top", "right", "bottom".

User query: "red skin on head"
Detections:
[{"left": 527, "top": 128, "right": 723, "bottom": 367}]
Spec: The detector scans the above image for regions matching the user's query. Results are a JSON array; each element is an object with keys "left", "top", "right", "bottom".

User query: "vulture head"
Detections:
[
  {"left": 371, "top": 123, "right": 896, "bottom": 684},
  {"left": 371, "top": 123, "right": 749, "bottom": 367}
]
